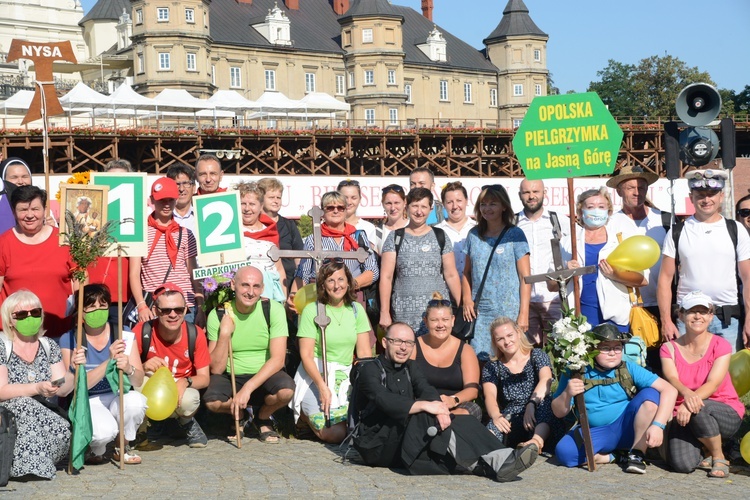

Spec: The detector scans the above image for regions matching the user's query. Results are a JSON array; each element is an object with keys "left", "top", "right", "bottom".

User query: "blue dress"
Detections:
[{"left": 464, "top": 226, "right": 529, "bottom": 361}]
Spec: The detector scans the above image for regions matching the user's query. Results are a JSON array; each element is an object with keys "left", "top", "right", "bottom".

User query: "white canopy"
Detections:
[
  {"left": 108, "top": 84, "right": 157, "bottom": 110},
  {"left": 0, "top": 90, "right": 35, "bottom": 115},
  {"left": 299, "top": 92, "right": 350, "bottom": 113},
  {"left": 208, "top": 90, "right": 258, "bottom": 111},
  {"left": 153, "top": 89, "right": 215, "bottom": 112},
  {"left": 59, "top": 82, "right": 111, "bottom": 110},
  {"left": 254, "top": 91, "right": 304, "bottom": 113}
]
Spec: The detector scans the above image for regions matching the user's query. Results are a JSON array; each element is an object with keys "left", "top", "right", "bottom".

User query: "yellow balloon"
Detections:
[
  {"left": 606, "top": 235, "right": 660, "bottom": 272},
  {"left": 729, "top": 349, "right": 750, "bottom": 398},
  {"left": 142, "top": 367, "right": 178, "bottom": 421},
  {"left": 294, "top": 283, "right": 317, "bottom": 313},
  {"left": 741, "top": 432, "right": 750, "bottom": 464}
]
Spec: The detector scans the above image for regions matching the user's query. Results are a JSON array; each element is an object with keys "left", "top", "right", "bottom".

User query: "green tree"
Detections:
[
  {"left": 735, "top": 85, "right": 750, "bottom": 113},
  {"left": 588, "top": 55, "right": 714, "bottom": 119},
  {"left": 718, "top": 88, "right": 737, "bottom": 117}
]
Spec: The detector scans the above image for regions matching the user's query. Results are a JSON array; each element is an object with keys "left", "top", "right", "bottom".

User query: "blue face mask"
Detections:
[{"left": 582, "top": 208, "right": 608, "bottom": 228}]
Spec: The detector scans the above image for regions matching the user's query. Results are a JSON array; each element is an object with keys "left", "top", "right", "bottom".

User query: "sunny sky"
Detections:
[{"left": 80, "top": 0, "right": 749, "bottom": 93}]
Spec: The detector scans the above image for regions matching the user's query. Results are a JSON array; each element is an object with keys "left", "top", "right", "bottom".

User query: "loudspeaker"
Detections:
[
  {"left": 720, "top": 117, "right": 736, "bottom": 169},
  {"left": 675, "top": 83, "right": 722, "bottom": 127},
  {"left": 664, "top": 121, "right": 680, "bottom": 180},
  {"left": 679, "top": 127, "right": 719, "bottom": 166}
]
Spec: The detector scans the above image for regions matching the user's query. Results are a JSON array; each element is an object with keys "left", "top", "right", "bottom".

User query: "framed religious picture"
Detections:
[{"left": 58, "top": 183, "right": 109, "bottom": 245}]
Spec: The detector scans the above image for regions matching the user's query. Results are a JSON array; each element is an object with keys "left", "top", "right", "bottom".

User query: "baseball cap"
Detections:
[
  {"left": 680, "top": 290, "right": 713, "bottom": 310},
  {"left": 685, "top": 169, "right": 728, "bottom": 191},
  {"left": 153, "top": 282, "right": 185, "bottom": 301},
  {"left": 151, "top": 177, "right": 179, "bottom": 200}
]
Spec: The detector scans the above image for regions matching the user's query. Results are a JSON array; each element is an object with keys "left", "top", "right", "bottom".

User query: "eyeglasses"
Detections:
[
  {"left": 175, "top": 181, "right": 194, "bottom": 188},
  {"left": 598, "top": 345, "right": 623, "bottom": 354},
  {"left": 382, "top": 184, "right": 405, "bottom": 195},
  {"left": 738, "top": 208, "right": 750, "bottom": 218},
  {"left": 688, "top": 178, "right": 724, "bottom": 191},
  {"left": 13, "top": 308, "right": 42, "bottom": 320},
  {"left": 155, "top": 306, "right": 187, "bottom": 316},
  {"left": 323, "top": 257, "right": 345, "bottom": 265},
  {"left": 384, "top": 337, "right": 416, "bottom": 347},
  {"left": 427, "top": 299, "right": 452, "bottom": 308},
  {"left": 337, "top": 179, "right": 360, "bottom": 189},
  {"left": 324, "top": 205, "right": 346, "bottom": 213}
]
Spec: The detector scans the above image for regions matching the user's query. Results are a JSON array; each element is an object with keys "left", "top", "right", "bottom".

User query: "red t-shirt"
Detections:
[
  {"left": 0, "top": 227, "right": 74, "bottom": 337},
  {"left": 87, "top": 256, "right": 131, "bottom": 304},
  {"left": 133, "top": 321, "right": 210, "bottom": 379}
]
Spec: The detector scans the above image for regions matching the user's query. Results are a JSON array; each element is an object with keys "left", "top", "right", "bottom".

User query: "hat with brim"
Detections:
[
  {"left": 680, "top": 290, "right": 713, "bottom": 310},
  {"left": 606, "top": 166, "right": 659, "bottom": 188},
  {"left": 591, "top": 323, "right": 631, "bottom": 343}
]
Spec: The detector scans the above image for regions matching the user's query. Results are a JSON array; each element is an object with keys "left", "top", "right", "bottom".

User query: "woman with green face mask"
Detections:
[
  {"left": 0, "top": 290, "right": 72, "bottom": 480},
  {"left": 59, "top": 284, "right": 147, "bottom": 465}
]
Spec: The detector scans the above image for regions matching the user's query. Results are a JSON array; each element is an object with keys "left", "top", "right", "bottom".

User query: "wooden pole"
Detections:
[
  {"left": 228, "top": 336, "right": 242, "bottom": 449},
  {"left": 567, "top": 177, "right": 582, "bottom": 312},
  {"left": 68, "top": 283, "right": 85, "bottom": 475},
  {"left": 117, "top": 247, "right": 125, "bottom": 469}
]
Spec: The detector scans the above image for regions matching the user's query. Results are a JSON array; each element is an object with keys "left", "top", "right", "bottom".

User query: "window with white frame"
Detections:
[
  {"left": 157, "top": 7, "right": 169, "bottom": 22},
  {"left": 389, "top": 108, "right": 398, "bottom": 125},
  {"left": 186, "top": 53, "right": 197, "bottom": 71},
  {"left": 348, "top": 71, "right": 355, "bottom": 89},
  {"left": 336, "top": 75, "right": 345, "bottom": 95},
  {"left": 136, "top": 9, "right": 143, "bottom": 24},
  {"left": 265, "top": 69, "right": 276, "bottom": 90},
  {"left": 137, "top": 53, "right": 144, "bottom": 74},
  {"left": 230, "top": 67, "right": 241, "bottom": 88},
  {"left": 305, "top": 73, "right": 316, "bottom": 93},
  {"left": 490, "top": 88, "right": 497, "bottom": 107},
  {"left": 365, "top": 109, "right": 375, "bottom": 125},
  {"left": 388, "top": 70, "right": 396, "bottom": 85},
  {"left": 513, "top": 84, "right": 523, "bottom": 96},
  {"left": 158, "top": 52, "right": 170, "bottom": 70},
  {"left": 364, "top": 70, "right": 374, "bottom": 85},
  {"left": 185, "top": 8, "right": 195, "bottom": 23},
  {"left": 439, "top": 80, "right": 448, "bottom": 101},
  {"left": 513, "top": 118, "right": 522, "bottom": 128},
  {"left": 535, "top": 84, "right": 543, "bottom": 96},
  {"left": 362, "top": 28, "right": 373, "bottom": 43},
  {"left": 405, "top": 84, "right": 412, "bottom": 103},
  {"left": 534, "top": 49, "right": 541, "bottom": 61},
  {"left": 464, "top": 83, "right": 472, "bottom": 103},
  {"left": 211, "top": 65, "right": 216, "bottom": 85}
]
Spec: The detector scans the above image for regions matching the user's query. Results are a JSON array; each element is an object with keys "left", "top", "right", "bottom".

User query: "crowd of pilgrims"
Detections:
[{"left": 0, "top": 153, "right": 747, "bottom": 482}]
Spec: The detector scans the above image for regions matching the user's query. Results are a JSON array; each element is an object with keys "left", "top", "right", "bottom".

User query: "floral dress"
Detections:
[
  {"left": 463, "top": 226, "right": 529, "bottom": 360},
  {"left": 0, "top": 339, "right": 71, "bottom": 479},
  {"left": 481, "top": 348, "right": 563, "bottom": 449}
]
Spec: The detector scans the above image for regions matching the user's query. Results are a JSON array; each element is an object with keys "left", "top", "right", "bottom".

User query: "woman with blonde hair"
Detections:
[
  {"left": 0, "top": 290, "right": 72, "bottom": 479},
  {"left": 481, "top": 316, "right": 561, "bottom": 450}
]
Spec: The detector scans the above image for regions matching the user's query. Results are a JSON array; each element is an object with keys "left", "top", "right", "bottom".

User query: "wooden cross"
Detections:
[{"left": 267, "top": 206, "right": 368, "bottom": 425}]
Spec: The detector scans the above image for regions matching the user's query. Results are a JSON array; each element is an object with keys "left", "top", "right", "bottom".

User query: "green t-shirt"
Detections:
[
  {"left": 207, "top": 299, "right": 288, "bottom": 375},
  {"left": 297, "top": 301, "right": 370, "bottom": 365}
]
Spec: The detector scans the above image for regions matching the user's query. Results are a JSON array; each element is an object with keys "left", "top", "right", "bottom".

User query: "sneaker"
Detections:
[
  {"left": 495, "top": 443, "right": 538, "bottom": 482},
  {"left": 625, "top": 450, "right": 647, "bottom": 474},
  {"left": 180, "top": 417, "right": 208, "bottom": 448}
]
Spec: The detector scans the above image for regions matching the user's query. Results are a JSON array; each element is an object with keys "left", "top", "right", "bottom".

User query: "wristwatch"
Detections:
[
  {"left": 186, "top": 377, "right": 193, "bottom": 388},
  {"left": 452, "top": 396, "right": 460, "bottom": 406}
]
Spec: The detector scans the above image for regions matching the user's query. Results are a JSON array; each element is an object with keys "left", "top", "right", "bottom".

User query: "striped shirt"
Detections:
[
  {"left": 295, "top": 232, "right": 379, "bottom": 284},
  {"left": 141, "top": 226, "right": 198, "bottom": 306}
]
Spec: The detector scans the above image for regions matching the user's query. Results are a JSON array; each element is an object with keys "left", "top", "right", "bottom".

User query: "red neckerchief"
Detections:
[
  {"left": 147, "top": 214, "right": 181, "bottom": 266},
  {"left": 195, "top": 186, "right": 227, "bottom": 196},
  {"left": 321, "top": 222, "right": 358, "bottom": 251},
  {"left": 244, "top": 213, "right": 280, "bottom": 247}
]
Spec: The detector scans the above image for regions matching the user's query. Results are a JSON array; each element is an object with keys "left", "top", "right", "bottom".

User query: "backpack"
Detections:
[
  {"left": 354, "top": 231, "right": 380, "bottom": 326},
  {"left": 623, "top": 337, "right": 647, "bottom": 367},
  {"left": 582, "top": 362, "right": 637, "bottom": 400},
  {"left": 514, "top": 210, "right": 562, "bottom": 241},
  {"left": 393, "top": 226, "right": 446, "bottom": 275},
  {"left": 140, "top": 320, "right": 198, "bottom": 365},
  {"left": 0, "top": 332, "right": 51, "bottom": 364},
  {"left": 0, "top": 406, "right": 17, "bottom": 487}
]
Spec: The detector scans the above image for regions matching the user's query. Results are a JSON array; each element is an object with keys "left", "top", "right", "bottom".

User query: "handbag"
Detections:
[
  {"left": 123, "top": 227, "right": 182, "bottom": 328},
  {"left": 460, "top": 226, "right": 510, "bottom": 342},
  {"left": 0, "top": 406, "right": 16, "bottom": 487}
]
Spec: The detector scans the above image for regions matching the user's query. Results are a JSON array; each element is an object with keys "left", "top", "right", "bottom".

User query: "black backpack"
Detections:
[
  {"left": 355, "top": 231, "right": 380, "bottom": 328},
  {"left": 0, "top": 406, "right": 17, "bottom": 487}
]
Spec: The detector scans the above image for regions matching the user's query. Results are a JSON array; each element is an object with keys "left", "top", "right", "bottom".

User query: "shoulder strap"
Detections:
[
  {"left": 453, "top": 340, "right": 464, "bottom": 364},
  {"left": 1, "top": 332, "right": 11, "bottom": 363},
  {"left": 186, "top": 322, "right": 197, "bottom": 365},
  {"left": 513, "top": 213, "right": 519, "bottom": 226},
  {"left": 434, "top": 202, "right": 445, "bottom": 224},
  {"left": 352, "top": 301, "right": 358, "bottom": 320},
  {"left": 660, "top": 210, "right": 672, "bottom": 233},
  {"left": 262, "top": 298, "right": 272, "bottom": 331},
  {"left": 549, "top": 211, "right": 562, "bottom": 241},
  {"left": 724, "top": 218, "right": 741, "bottom": 302},
  {"left": 473, "top": 225, "right": 511, "bottom": 306},
  {"left": 664, "top": 340, "right": 675, "bottom": 361},
  {"left": 355, "top": 231, "right": 369, "bottom": 272},
  {"left": 432, "top": 226, "right": 446, "bottom": 253},
  {"left": 139, "top": 321, "right": 154, "bottom": 363},
  {"left": 672, "top": 219, "right": 685, "bottom": 294},
  {"left": 582, "top": 362, "right": 636, "bottom": 399},
  {"left": 38, "top": 337, "right": 51, "bottom": 359},
  {"left": 374, "top": 357, "right": 387, "bottom": 387},
  {"left": 394, "top": 228, "right": 406, "bottom": 257}
]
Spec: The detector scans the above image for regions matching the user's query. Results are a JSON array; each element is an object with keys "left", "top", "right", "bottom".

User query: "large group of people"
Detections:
[{"left": 0, "top": 152, "right": 747, "bottom": 484}]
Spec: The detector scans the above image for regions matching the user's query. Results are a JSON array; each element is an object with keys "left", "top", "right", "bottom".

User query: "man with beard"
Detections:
[{"left": 515, "top": 179, "right": 569, "bottom": 346}]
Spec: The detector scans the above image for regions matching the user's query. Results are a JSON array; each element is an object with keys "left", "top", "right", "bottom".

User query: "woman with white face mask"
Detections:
[{"left": 564, "top": 187, "right": 647, "bottom": 333}]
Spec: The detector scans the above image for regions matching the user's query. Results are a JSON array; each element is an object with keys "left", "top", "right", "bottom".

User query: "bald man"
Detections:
[{"left": 204, "top": 266, "right": 294, "bottom": 443}]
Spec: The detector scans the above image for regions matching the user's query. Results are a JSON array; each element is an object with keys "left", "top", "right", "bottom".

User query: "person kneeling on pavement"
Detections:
[
  {"left": 353, "top": 322, "right": 538, "bottom": 482},
  {"left": 133, "top": 283, "right": 210, "bottom": 448},
  {"left": 204, "top": 266, "right": 295, "bottom": 443},
  {"left": 552, "top": 324, "right": 677, "bottom": 473}
]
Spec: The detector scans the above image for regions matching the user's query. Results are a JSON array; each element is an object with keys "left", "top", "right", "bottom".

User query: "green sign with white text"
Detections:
[
  {"left": 512, "top": 92, "right": 624, "bottom": 180},
  {"left": 90, "top": 172, "right": 148, "bottom": 257}
]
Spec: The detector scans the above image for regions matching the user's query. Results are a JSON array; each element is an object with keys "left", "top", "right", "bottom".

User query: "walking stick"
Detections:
[
  {"left": 117, "top": 247, "right": 125, "bottom": 469},
  {"left": 314, "top": 301, "right": 331, "bottom": 428},
  {"left": 225, "top": 303, "right": 242, "bottom": 448}
]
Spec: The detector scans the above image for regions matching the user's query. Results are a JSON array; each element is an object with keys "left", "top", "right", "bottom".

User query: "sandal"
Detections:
[
  {"left": 697, "top": 456, "right": 713, "bottom": 471},
  {"left": 254, "top": 415, "right": 280, "bottom": 444},
  {"left": 708, "top": 458, "right": 729, "bottom": 478},
  {"left": 113, "top": 446, "right": 142, "bottom": 465},
  {"left": 518, "top": 436, "right": 544, "bottom": 451}
]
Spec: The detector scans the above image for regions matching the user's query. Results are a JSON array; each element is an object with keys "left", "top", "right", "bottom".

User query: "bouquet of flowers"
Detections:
[
  {"left": 547, "top": 304, "right": 598, "bottom": 374},
  {"left": 201, "top": 270, "right": 236, "bottom": 312}
]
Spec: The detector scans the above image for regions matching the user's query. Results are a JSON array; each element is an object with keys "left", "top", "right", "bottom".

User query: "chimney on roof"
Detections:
[
  {"left": 286, "top": 0, "right": 299, "bottom": 9},
  {"left": 331, "top": 0, "right": 350, "bottom": 15},
  {"left": 422, "top": 0, "right": 433, "bottom": 21}
]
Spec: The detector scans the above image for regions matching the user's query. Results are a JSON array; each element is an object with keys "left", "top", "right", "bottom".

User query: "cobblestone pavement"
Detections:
[{"left": 2, "top": 433, "right": 749, "bottom": 499}]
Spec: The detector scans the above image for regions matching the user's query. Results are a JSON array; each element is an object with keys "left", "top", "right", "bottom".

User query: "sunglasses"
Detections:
[
  {"left": 13, "top": 308, "right": 42, "bottom": 320},
  {"left": 382, "top": 184, "right": 405, "bottom": 195},
  {"left": 155, "top": 306, "right": 187, "bottom": 316},
  {"left": 738, "top": 208, "right": 750, "bottom": 218},
  {"left": 337, "top": 179, "right": 360, "bottom": 189},
  {"left": 323, "top": 257, "right": 345, "bottom": 265},
  {"left": 427, "top": 299, "right": 452, "bottom": 308},
  {"left": 324, "top": 205, "right": 346, "bottom": 212},
  {"left": 688, "top": 178, "right": 723, "bottom": 191}
]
